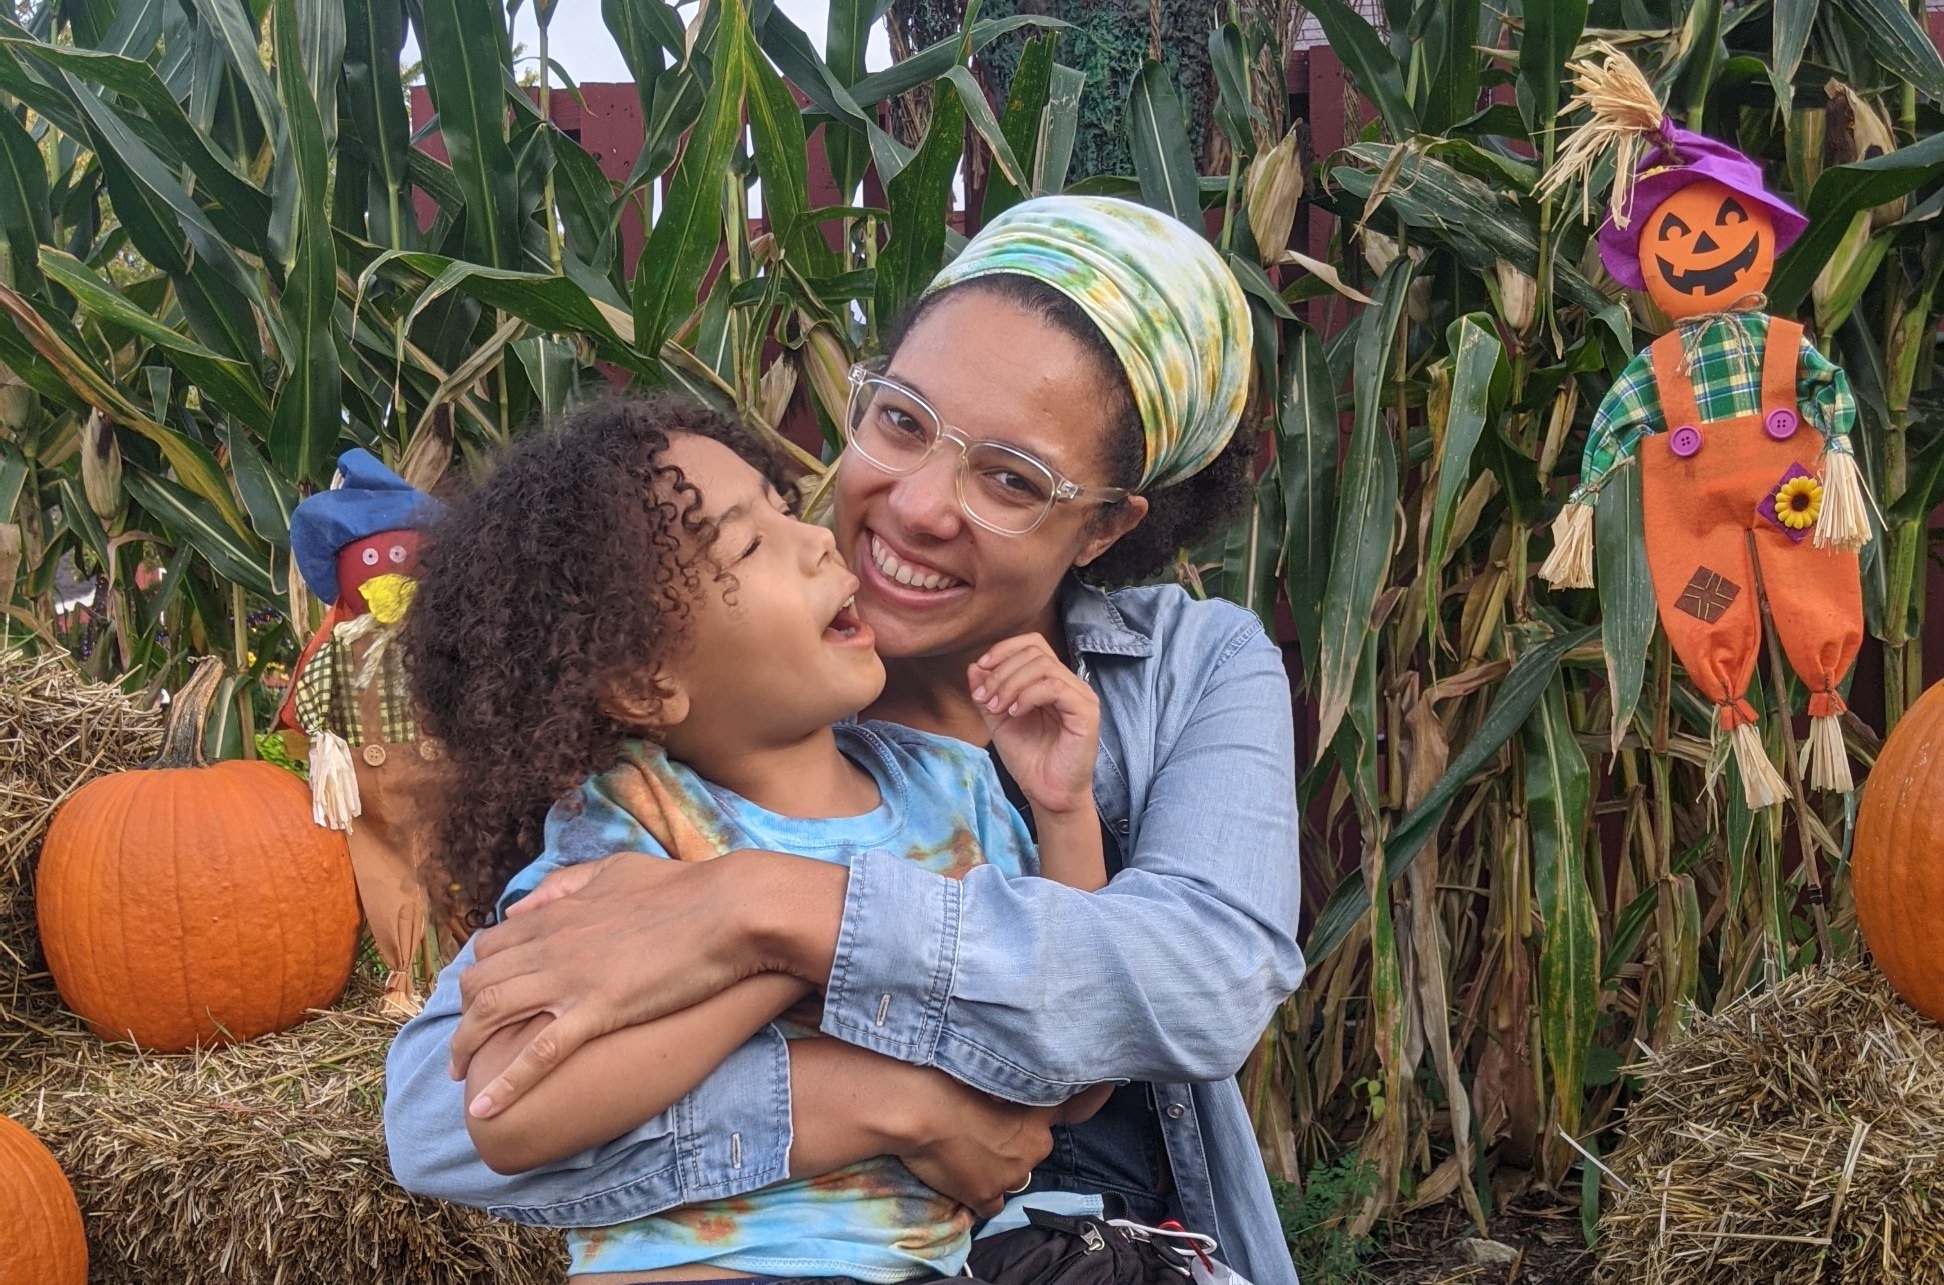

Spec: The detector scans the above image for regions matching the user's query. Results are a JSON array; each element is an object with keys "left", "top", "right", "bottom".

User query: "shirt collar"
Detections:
[{"left": 1060, "top": 578, "right": 1155, "bottom": 659}]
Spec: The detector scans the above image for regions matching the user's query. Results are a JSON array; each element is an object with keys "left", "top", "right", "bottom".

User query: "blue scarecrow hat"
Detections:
[{"left": 290, "top": 449, "right": 442, "bottom": 604}]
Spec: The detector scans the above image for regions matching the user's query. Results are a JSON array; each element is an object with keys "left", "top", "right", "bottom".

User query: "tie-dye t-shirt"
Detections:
[{"left": 492, "top": 722, "right": 1039, "bottom": 1282}]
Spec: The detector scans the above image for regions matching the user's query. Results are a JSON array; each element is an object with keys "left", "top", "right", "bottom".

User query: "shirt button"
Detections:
[
  {"left": 361, "top": 743, "right": 388, "bottom": 767},
  {"left": 418, "top": 738, "right": 444, "bottom": 761},
  {"left": 1165, "top": 1102, "right": 1186, "bottom": 1120},
  {"left": 1765, "top": 407, "right": 1799, "bottom": 440},
  {"left": 1668, "top": 425, "right": 1702, "bottom": 458}
]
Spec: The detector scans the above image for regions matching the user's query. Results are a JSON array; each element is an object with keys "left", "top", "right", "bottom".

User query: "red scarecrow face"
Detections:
[
  {"left": 334, "top": 529, "right": 422, "bottom": 614},
  {"left": 1641, "top": 178, "right": 1776, "bottom": 320}
]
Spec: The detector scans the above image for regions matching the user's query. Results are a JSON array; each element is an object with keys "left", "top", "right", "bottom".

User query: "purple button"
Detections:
[
  {"left": 1765, "top": 408, "right": 1799, "bottom": 440},
  {"left": 1669, "top": 425, "right": 1702, "bottom": 458}
]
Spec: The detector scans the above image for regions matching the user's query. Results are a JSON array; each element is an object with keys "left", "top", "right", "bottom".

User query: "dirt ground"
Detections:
[{"left": 1363, "top": 1196, "right": 1595, "bottom": 1284}]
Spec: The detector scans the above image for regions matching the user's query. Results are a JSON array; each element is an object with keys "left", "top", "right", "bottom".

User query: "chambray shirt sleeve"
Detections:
[
  {"left": 819, "top": 617, "right": 1305, "bottom": 1105},
  {"left": 382, "top": 783, "right": 793, "bottom": 1226}
]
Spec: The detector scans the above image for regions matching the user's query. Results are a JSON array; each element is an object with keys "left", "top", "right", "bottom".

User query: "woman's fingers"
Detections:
[
  {"left": 500, "top": 857, "right": 609, "bottom": 918},
  {"left": 975, "top": 650, "right": 1063, "bottom": 711},
  {"left": 466, "top": 1005, "right": 607, "bottom": 1118}
]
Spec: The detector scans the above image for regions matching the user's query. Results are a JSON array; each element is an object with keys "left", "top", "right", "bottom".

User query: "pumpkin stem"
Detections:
[{"left": 151, "top": 657, "right": 226, "bottom": 770}]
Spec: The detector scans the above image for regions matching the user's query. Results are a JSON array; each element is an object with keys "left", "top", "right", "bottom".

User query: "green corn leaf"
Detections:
[
  {"left": 37, "top": 248, "right": 272, "bottom": 433},
  {"left": 743, "top": 13, "right": 836, "bottom": 276},
  {"left": 1301, "top": 0, "right": 1416, "bottom": 137},
  {"left": 1037, "top": 64, "right": 1084, "bottom": 196},
  {"left": 1669, "top": 0, "right": 1723, "bottom": 124},
  {"left": 1315, "top": 258, "right": 1410, "bottom": 754},
  {"left": 1125, "top": 60, "right": 1201, "bottom": 227},
  {"left": 1519, "top": 0, "right": 1587, "bottom": 138},
  {"left": 1306, "top": 622, "right": 1599, "bottom": 964},
  {"left": 980, "top": 33, "right": 1054, "bottom": 219},
  {"left": 1419, "top": 0, "right": 1481, "bottom": 135},
  {"left": 547, "top": 123, "right": 620, "bottom": 276},
  {"left": 342, "top": 0, "right": 416, "bottom": 248},
  {"left": 1596, "top": 460, "right": 1654, "bottom": 752},
  {"left": 846, "top": 15, "right": 1065, "bottom": 109},
  {"left": 222, "top": 423, "right": 295, "bottom": 547},
  {"left": 269, "top": 0, "right": 342, "bottom": 486},
  {"left": 632, "top": 0, "right": 747, "bottom": 363},
  {"left": 1836, "top": 0, "right": 1944, "bottom": 101},
  {"left": 603, "top": 0, "right": 670, "bottom": 123},
  {"left": 415, "top": 0, "right": 522, "bottom": 268},
  {"left": 874, "top": 72, "right": 963, "bottom": 325},
  {"left": 1334, "top": 143, "right": 1611, "bottom": 315},
  {"left": 393, "top": 253, "right": 654, "bottom": 376},
  {"left": 1208, "top": 22, "right": 1258, "bottom": 155},
  {"left": 1212, "top": 472, "right": 1284, "bottom": 634},
  {"left": 0, "top": 105, "right": 49, "bottom": 295},
  {"left": 822, "top": 0, "right": 883, "bottom": 196},
  {"left": 1425, "top": 313, "right": 1501, "bottom": 583},
  {"left": 189, "top": 0, "right": 282, "bottom": 145},
  {"left": 1279, "top": 320, "right": 1338, "bottom": 686},
  {"left": 1770, "top": 0, "right": 1817, "bottom": 112},
  {"left": 512, "top": 333, "right": 578, "bottom": 423},
  {"left": 1525, "top": 673, "right": 1599, "bottom": 1142},
  {"left": 125, "top": 467, "right": 275, "bottom": 598},
  {"left": 943, "top": 65, "right": 1029, "bottom": 197},
  {"left": 1771, "top": 131, "right": 1944, "bottom": 311}
]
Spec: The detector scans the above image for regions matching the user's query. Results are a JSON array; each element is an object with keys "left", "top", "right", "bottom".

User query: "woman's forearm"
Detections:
[{"left": 466, "top": 972, "right": 810, "bottom": 1174}]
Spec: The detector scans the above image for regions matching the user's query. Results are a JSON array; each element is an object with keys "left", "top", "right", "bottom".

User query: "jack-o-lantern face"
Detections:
[{"left": 1640, "top": 178, "right": 1775, "bottom": 320}]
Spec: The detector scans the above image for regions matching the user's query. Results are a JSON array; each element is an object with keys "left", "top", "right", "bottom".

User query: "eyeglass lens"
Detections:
[{"left": 847, "top": 378, "right": 1058, "bottom": 534}]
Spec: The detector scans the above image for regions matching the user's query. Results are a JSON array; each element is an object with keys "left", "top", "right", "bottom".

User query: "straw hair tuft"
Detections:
[{"left": 1535, "top": 42, "right": 1668, "bottom": 229}]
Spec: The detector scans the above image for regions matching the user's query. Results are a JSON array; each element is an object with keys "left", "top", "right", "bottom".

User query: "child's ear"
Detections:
[{"left": 602, "top": 672, "right": 690, "bottom": 731}]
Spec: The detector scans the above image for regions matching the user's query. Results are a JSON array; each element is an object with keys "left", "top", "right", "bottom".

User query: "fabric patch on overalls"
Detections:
[{"left": 1674, "top": 568, "right": 1741, "bottom": 622}]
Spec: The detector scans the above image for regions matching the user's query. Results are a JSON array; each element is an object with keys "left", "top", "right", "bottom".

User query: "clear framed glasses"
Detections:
[{"left": 844, "top": 360, "right": 1131, "bottom": 535}]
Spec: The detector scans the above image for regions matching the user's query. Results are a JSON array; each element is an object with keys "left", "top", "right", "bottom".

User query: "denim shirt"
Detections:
[{"left": 384, "top": 580, "right": 1307, "bottom": 1285}]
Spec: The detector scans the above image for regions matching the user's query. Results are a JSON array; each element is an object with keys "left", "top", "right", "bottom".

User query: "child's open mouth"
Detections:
[{"left": 823, "top": 596, "right": 872, "bottom": 647}]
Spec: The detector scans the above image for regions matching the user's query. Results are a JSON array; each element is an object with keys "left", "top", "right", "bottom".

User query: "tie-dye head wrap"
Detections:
[{"left": 926, "top": 195, "right": 1252, "bottom": 491}]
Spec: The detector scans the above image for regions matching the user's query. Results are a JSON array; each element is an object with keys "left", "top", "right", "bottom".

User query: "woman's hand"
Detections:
[
  {"left": 968, "top": 634, "right": 1099, "bottom": 818},
  {"left": 897, "top": 1077, "right": 1114, "bottom": 1214},
  {"left": 448, "top": 849, "right": 849, "bottom": 1114},
  {"left": 790, "top": 1037, "right": 1111, "bottom": 1216}
]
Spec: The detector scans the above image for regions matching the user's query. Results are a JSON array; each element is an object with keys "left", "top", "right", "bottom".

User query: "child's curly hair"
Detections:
[{"left": 402, "top": 395, "right": 794, "bottom": 930}]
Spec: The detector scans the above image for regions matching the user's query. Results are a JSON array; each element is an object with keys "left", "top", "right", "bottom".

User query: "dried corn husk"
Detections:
[
  {"left": 1824, "top": 81, "right": 1905, "bottom": 228},
  {"left": 1245, "top": 124, "right": 1305, "bottom": 264},
  {"left": 1493, "top": 259, "right": 1538, "bottom": 334},
  {"left": 0, "top": 523, "right": 18, "bottom": 606},
  {"left": 80, "top": 409, "right": 122, "bottom": 525},
  {"left": 1813, "top": 209, "right": 1886, "bottom": 333},
  {"left": 800, "top": 320, "right": 853, "bottom": 437},
  {"left": 757, "top": 354, "right": 799, "bottom": 432},
  {"left": 0, "top": 360, "right": 35, "bottom": 438},
  {"left": 398, "top": 409, "right": 454, "bottom": 494}
]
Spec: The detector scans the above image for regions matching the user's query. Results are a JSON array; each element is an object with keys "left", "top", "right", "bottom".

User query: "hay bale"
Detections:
[
  {"left": 1596, "top": 961, "right": 1944, "bottom": 1284},
  {"left": 0, "top": 652, "right": 565, "bottom": 1283},
  {"left": 0, "top": 650, "right": 161, "bottom": 1036},
  {"left": 1, "top": 982, "right": 564, "bottom": 1285}
]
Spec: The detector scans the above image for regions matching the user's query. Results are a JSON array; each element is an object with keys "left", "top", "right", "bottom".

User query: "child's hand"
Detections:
[{"left": 968, "top": 634, "right": 1098, "bottom": 818}]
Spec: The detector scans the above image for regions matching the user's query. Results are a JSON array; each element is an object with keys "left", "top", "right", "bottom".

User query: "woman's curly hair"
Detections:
[
  {"left": 402, "top": 395, "right": 793, "bottom": 930},
  {"left": 886, "top": 275, "right": 1254, "bottom": 586}
]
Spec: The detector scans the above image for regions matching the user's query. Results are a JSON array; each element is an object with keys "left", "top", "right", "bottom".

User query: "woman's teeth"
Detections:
[{"left": 869, "top": 534, "right": 961, "bottom": 591}]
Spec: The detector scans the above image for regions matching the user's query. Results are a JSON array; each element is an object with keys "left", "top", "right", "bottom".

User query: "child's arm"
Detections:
[
  {"left": 465, "top": 971, "right": 809, "bottom": 1174},
  {"left": 968, "top": 634, "right": 1107, "bottom": 892}
]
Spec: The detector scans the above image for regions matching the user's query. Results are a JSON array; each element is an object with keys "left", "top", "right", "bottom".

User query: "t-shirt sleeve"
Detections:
[
  {"left": 493, "top": 777, "right": 671, "bottom": 919},
  {"left": 962, "top": 747, "right": 1041, "bottom": 880}
]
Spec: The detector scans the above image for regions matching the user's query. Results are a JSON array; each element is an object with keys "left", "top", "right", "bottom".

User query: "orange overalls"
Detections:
[{"left": 1638, "top": 317, "right": 1862, "bottom": 795}]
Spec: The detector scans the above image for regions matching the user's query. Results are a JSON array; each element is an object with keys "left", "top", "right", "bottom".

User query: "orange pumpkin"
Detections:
[
  {"left": 0, "top": 1113, "right": 87, "bottom": 1285},
  {"left": 1854, "top": 679, "right": 1944, "bottom": 1020},
  {"left": 36, "top": 659, "right": 360, "bottom": 1051},
  {"left": 1640, "top": 177, "right": 1776, "bottom": 320}
]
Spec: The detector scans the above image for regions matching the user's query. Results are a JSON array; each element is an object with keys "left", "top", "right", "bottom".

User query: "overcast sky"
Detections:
[{"left": 402, "top": 0, "right": 894, "bottom": 83}]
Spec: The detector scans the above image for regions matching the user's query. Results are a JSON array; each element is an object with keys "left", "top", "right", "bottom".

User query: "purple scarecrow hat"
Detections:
[{"left": 1597, "top": 124, "right": 1808, "bottom": 290}]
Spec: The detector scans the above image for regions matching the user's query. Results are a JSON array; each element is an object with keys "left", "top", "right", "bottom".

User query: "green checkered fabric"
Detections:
[
  {"left": 290, "top": 631, "right": 417, "bottom": 746},
  {"left": 1571, "top": 312, "right": 1856, "bottom": 506}
]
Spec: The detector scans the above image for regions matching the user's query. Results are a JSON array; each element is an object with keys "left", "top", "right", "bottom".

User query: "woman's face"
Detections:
[{"left": 832, "top": 290, "right": 1149, "bottom": 662}]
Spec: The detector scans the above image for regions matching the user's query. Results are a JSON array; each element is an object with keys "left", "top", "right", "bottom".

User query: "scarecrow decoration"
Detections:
[
  {"left": 1535, "top": 46, "right": 1871, "bottom": 809},
  {"left": 276, "top": 450, "right": 447, "bottom": 1008}
]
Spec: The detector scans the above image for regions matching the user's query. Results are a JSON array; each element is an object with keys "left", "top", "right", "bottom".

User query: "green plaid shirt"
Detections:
[
  {"left": 1571, "top": 313, "right": 1855, "bottom": 506},
  {"left": 291, "top": 628, "right": 418, "bottom": 746}
]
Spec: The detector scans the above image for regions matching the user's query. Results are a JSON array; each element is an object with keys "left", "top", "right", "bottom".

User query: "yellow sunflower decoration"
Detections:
[{"left": 1775, "top": 475, "right": 1823, "bottom": 530}]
